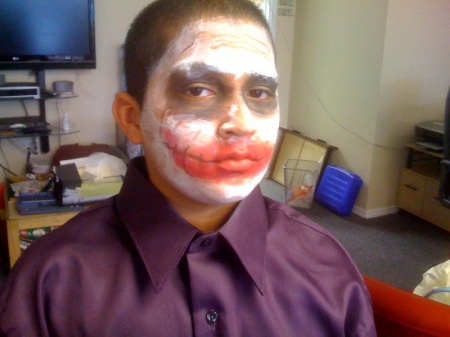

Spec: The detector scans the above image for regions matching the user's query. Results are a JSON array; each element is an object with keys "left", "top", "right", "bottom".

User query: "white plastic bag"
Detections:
[
  {"left": 60, "top": 152, "right": 127, "bottom": 181},
  {"left": 413, "top": 259, "right": 450, "bottom": 305}
]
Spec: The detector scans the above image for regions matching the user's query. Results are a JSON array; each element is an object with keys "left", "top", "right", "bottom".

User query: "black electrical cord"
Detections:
[
  {"left": 0, "top": 162, "right": 17, "bottom": 176},
  {"left": 20, "top": 100, "right": 30, "bottom": 117}
]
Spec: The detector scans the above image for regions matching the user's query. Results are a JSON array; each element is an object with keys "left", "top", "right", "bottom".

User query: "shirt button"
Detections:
[
  {"left": 206, "top": 310, "right": 219, "bottom": 329},
  {"left": 200, "top": 239, "right": 212, "bottom": 247}
]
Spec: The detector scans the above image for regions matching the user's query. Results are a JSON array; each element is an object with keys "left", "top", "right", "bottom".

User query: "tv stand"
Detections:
[
  {"left": 397, "top": 144, "right": 450, "bottom": 231},
  {"left": 0, "top": 69, "right": 52, "bottom": 153},
  {"left": 35, "top": 69, "right": 49, "bottom": 152}
]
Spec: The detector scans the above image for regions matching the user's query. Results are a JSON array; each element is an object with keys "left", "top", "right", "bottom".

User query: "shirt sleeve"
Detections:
[{"left": 346, "top": 278, "right": 378, "bottom": 337}]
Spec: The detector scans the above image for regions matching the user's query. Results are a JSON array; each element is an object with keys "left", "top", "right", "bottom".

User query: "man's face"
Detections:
[{"left": 140, "top": 20, "right": 279, "bottom": 205}]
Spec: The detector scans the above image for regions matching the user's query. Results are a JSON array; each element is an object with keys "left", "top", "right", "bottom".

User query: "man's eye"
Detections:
[
  {"left": 247, "top": 88, "right": 274, "bottom": 101},
  {"left": 184, "top": 85, "right": 215, "bottom": 98}
]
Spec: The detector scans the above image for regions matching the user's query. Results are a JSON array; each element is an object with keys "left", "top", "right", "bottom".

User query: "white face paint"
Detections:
[
  {"left": 140, "top": 20, "right": 279, "bottom": 205},
  {"left": 174, "top": 24, "right": 278, "bottom": 80}
]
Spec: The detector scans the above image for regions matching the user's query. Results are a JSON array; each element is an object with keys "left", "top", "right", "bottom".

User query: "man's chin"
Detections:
[
  {"left": 185, "top": 191, "right": 249, "bottom": 206},
  {"left": 175, "top": 177, "right": 261, "bottom": 206}
]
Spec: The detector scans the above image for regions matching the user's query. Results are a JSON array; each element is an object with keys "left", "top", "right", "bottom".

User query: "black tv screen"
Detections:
[{"left": 0, "top": 0, "right": 96, "bottom": 70}]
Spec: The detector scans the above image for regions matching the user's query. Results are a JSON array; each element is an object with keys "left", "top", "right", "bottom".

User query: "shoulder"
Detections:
[
  {"left": 0, "top": 198, "right": 137, "bottom": 335},
  {"left": 264, "top": 196, "right": 343, "bottom": 247},
  {"left": 50, "top": 197, "right": 122, "bottom": 243},
  {"left": 263, "top": 196, "right": 361, "bottom": 276},
  {"left": 262, "top": 198, "right": 375, "bottom": 335}
]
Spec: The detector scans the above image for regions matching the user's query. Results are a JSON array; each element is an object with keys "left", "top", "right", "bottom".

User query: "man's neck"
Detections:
[{"left": 170, "top": 199, "right": 238, "bottom": 233}]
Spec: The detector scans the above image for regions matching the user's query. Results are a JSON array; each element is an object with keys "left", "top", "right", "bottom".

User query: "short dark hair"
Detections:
[{"left": 123, "top": 0, "right": 274, "bottom": 107}]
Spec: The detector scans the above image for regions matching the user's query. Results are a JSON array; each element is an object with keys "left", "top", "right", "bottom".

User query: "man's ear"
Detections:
[{"left": 113, "top": 92, "right": 144, "bottom": 144}]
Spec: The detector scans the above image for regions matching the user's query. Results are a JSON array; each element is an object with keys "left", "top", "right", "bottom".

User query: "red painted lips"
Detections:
[{"left": 163, "top": 128, "right": 273, "bottom": 182}]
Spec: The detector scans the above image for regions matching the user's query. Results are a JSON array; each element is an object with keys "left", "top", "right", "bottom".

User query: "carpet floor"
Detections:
[{"left": 260, "top": 178, "right": 450, "bottom": 290}]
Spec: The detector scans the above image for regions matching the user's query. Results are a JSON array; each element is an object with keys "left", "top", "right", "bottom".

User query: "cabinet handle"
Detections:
[{"left": 404, "top": 184, "right": 418, "bottom": 191}]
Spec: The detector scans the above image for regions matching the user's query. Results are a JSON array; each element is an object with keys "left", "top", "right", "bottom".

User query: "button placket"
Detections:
[{"left": 187, "top": 233, "right": 223, "bottom": 335}]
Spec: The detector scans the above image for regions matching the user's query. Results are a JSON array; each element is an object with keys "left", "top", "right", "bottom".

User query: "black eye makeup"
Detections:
[
  {"left": 165, "top": 63, "right": 278, "bottom": 118},
  {"left": 243, "top": 74, "right": 278, "bottom": 115}
]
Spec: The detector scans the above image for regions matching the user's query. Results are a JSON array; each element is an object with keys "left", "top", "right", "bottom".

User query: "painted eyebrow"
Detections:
[{"left": 171, "top": 62, "right": 278, "bottom": 89}]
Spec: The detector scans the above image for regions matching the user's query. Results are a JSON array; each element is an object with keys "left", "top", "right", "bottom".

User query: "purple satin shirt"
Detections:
[{"left": 0, "top": 157, "right": 376, "bottom": 337}]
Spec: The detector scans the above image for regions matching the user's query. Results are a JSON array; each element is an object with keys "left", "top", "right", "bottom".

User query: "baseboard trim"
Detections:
[{"left": 352, "top": 205, "right": 399, "bottom": 219}]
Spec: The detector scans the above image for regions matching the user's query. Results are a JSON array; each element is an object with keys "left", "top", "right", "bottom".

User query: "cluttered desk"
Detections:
[
  {"left": 5, "top": 189, "right": 80, "bottom": 268},
  {"left": 4, "top": 149, "right": 127, "bottom": 268}
]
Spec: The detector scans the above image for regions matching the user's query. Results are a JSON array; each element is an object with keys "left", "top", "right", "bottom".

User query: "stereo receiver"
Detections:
[{"left": 0, "top": 83, "right": 40, "bottom": 100}]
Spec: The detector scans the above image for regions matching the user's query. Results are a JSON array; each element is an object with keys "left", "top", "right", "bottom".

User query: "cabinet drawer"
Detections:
[
  {"left": 422, "top": 181, "right": 450, "bottom": 231},
  {"left": 397, "top": 169, "right": 425, "bottom": 214}
]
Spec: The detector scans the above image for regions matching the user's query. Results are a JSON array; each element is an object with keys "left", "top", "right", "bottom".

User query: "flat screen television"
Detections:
[{"left": 0, "top": 0, "right": 96, "bottom": 70}]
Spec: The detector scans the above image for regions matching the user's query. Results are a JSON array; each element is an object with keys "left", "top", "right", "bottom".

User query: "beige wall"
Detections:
[{"left": 290, "top": 0, "right": 450, "bottom": 216}]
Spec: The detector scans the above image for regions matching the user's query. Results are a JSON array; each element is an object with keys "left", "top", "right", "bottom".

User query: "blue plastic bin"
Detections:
[{"left": 315, "top": 165, "right": 363, "bottom": 216}]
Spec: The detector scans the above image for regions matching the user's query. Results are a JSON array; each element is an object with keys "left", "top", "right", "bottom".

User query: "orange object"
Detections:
[
  {"left": 364, "top": 275, "right": 450, "bottom": 337},
  {"left": 286, "top": 183, "right": 313, "bottom": 204}
]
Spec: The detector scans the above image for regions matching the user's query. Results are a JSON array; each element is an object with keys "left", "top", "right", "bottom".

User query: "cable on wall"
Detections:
[
  {"left": 0, "top": 140, "right": 18, "bottom": 177},
  {"left": 20, "top": 100, "right": 30, "bottom": 117},
  {"left": 263, "top": 0, "right": 405, "bottom": 153},
  {"left": 301, "top": 77, "right": 405, "bottom": 152}
]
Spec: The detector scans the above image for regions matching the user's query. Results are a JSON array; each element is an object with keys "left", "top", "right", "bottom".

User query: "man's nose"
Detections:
[{"left": 217, "top": 100, "right": 257, "bottom": 141}]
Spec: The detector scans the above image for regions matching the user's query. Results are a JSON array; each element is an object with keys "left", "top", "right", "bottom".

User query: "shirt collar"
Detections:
[
  {"left": 218, "top": 188, "right": 268, "bottom": 294},
  {"left": 116, "top": 157, "right": 268, "bottom": 294},
  {"left": 116, "top": 157, "right": 198, "bottom": 292}
]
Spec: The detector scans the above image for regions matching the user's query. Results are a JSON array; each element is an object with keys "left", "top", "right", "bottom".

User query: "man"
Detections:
[{"left": 0, "top": 0, "right": 376, "bottom": 336}]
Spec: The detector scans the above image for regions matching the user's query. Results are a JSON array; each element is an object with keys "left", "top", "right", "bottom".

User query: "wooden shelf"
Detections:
[
  {"left": 406, "top": 143, "right": 444, "bottom": 159},
  {"left": 397, "top": 145, "right": 449, "bottom": 232}
]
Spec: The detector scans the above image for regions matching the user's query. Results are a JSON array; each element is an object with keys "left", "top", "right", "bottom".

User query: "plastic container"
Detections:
[
  {"left": 315, "top": 165, "right": 363, "bottom": 216},
  {"left": 283, "top": 159, "right": 320, "bottom": 208}
]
